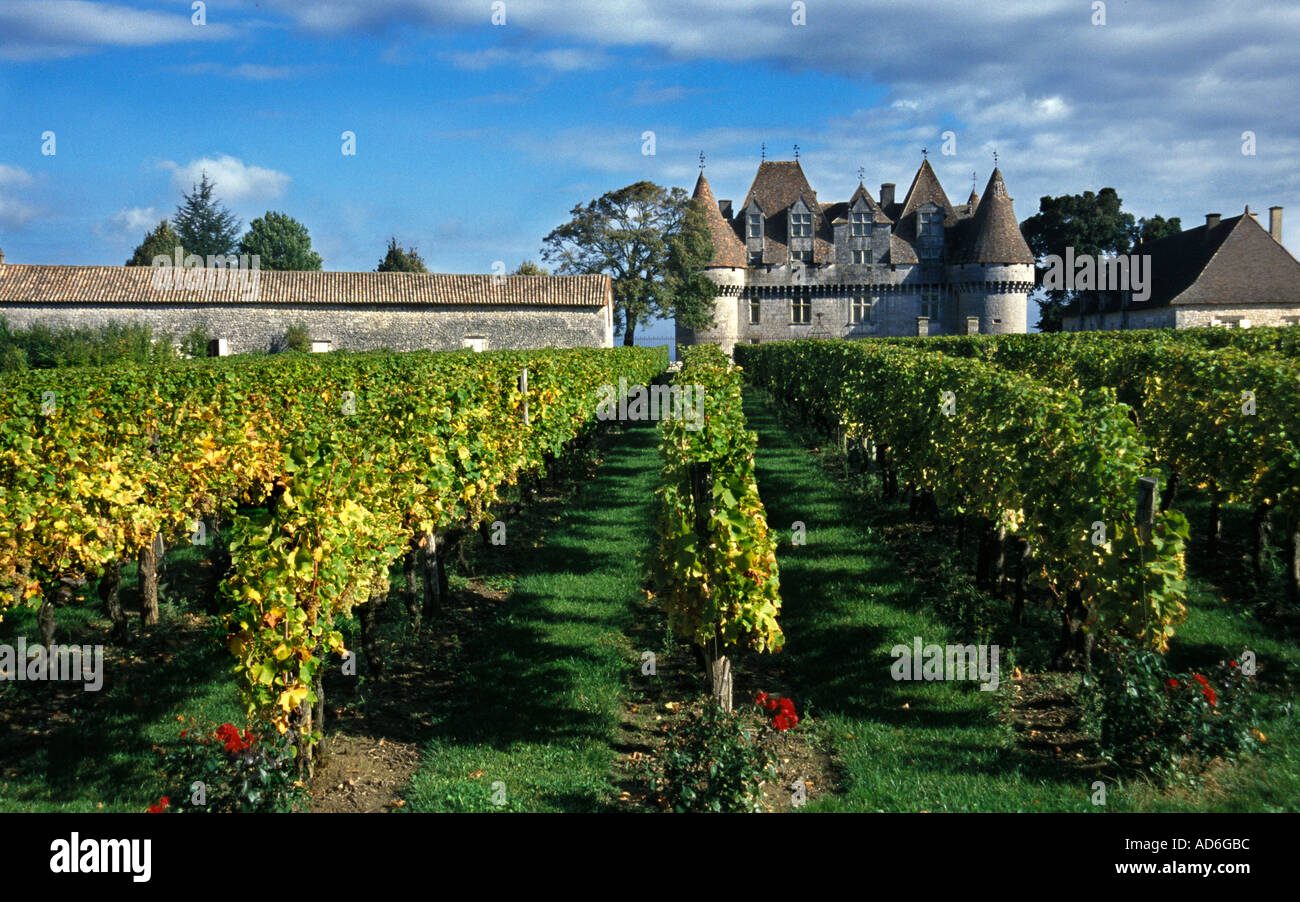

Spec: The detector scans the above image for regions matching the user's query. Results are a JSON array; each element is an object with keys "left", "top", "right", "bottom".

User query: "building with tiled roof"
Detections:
[
  {"left": 679, "top": 156, "right": 1035, "bottom": 354},
  {"left": 1061, "top": 207, "right": 1300, "bottom": 331},
  {"left": 0, "top": 251, "right": 615, "bottom": 353}
]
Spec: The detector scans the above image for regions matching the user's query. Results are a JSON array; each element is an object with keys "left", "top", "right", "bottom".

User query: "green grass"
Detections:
[
  {"left": 743, "top": 389, "right": 1300, "bottom": 812},
  {"left": 402, "top": 422, "right": 660, "bottom": 812}
]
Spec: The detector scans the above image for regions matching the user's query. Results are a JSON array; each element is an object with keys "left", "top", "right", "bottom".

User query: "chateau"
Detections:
[{"left": 677, "top": 156, "right": 1036, "bottom": 355}]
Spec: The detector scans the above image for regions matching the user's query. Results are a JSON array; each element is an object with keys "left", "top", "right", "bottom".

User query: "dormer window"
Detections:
[
  {"left": 748, "top": 213, "right": 763, "bottom": 239},
  {"left": 851, "top": 212, "right": 870, "bottom": 237},
  {"left": 790, "top": 212, "right": 812, "bottom": 238},
  {"left": 791, "top": 249, "right": 812, "bottom": 264}
]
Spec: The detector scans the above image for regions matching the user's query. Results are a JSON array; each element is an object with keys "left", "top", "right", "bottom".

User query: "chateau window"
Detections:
[
  {"left": 749, "top": 299, "right": 761, "bottom": 324},
  {"left": 311, "top": 340, "right": 333, "bottom": 353},
  {"left": 748, "top": 250, "right": 763, "bottom": 266},
  {"left": 792, "top": 296, "right": 811, "bottom": 324},
  {"left": 852, "top": 249, "right": 868, "bottom": 265},
  {"left": 790, "top": 212, "right": 812, "bottom": 238},
  {"left": 791, "top": 249, "right": 812, "bottom": 264},
  {"left": 851, "top": 296, "right": 869, "bottom": 324},
  {"left": 851, "top": 212, "right": 870, "bottom": 237},
  {"left": 920, "top": 286, "right": 942, "bottom": 321},
  {"left": 917, "top": 211, "right": 943, "bottom": 261},
  {"left": 748, "top": 213, "right": 763, "bottom": 239}
]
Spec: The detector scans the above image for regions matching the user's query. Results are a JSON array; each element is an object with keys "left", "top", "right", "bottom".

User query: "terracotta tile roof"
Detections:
[
  {"left": 0, "top": 264, "right": 613, "bottom": 307},
  {"left": 692, "top": 173, "right": 749, "bottom": 268},
  {"left": 955, "top": 169, "right": 1035, "bottom": 265}
]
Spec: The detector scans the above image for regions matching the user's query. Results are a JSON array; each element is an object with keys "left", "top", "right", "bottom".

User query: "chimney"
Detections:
[
  {"left": 1205, "top": 213, "right": 1221, "bottom": 229},
  {"left": 1270, "top": 206, "right": 1283, "bottom": 243},
  {"left": 880, "top": 183, "right": 895, "bottom": 209}
]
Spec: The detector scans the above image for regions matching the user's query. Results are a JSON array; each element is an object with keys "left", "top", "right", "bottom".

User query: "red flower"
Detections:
[
  {"left": 764, "top": 697, "right": 778, "bottom": 712},
  {"left": 146, "top": 797, "right": 170, "bottom": 813},
  {"left": 755, "top": 692, "right": 768, "bottom": 707},
  {"left": 1204, "top": 688, "right": 1218, "bottom": 707},
  {"left": 1165, "top": 678, "right": 1180, "bottom": 689},
  {"left": 778, "top": 698, "right": 796, "bottom": 717},
  {"left": 179, "top": 729, "right": 188, "bottom": 739},
  {"left": 789, "top": 713, "right": 799, "bottom": 727},
  {"left": 1191, "top": 673, "right": 1210, "bottom": 689},
  {"left": 1229, "top": 661, "right": 1238, "bottom": 669},
  {"left": 773, "top": 714, "right": 791, "bottom": 732}
]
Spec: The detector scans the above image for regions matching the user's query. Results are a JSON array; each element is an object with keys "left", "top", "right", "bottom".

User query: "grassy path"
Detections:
[
  {"left": 745, "top": 390, "right": 1104, "bottom": 812},
  {"left": 403, "top": 422, "right": 660, "bottom": 812}
]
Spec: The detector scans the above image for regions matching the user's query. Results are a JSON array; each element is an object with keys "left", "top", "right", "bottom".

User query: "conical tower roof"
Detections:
[
  {"left": 692, "top": 172, "right": 748, "bottom": 268},
  {"left": 956, "top": 169, "right": 1034, "bottom": 265}
]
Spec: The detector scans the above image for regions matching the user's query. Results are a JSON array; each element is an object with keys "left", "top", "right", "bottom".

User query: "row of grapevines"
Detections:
[
  {"left": 0, "top": 345, "right": 668, "bottom": 742},
  {"left": 885, "top": 332, "right": 1300, "bottom": 523},
  {"left": 647, "top": 344, "right": 782, "bottom": 709},
  {"left": 735, "top": 339, "right": 1189, "bottom": 653}
]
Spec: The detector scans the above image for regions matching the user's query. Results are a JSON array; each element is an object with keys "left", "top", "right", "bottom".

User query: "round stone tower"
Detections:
[
  {"left": 947, "top": 168, "right": 1035, "bottom": 334},
  {"left": 676, "top": 172, "right": 749, "bottom": 357}
]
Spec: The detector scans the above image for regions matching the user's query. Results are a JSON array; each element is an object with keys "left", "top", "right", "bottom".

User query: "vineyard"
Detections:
[{"left": 0, "top": 331, "right": 1297, "bottom": 813}]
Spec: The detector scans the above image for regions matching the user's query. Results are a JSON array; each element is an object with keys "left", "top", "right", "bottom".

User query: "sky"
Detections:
[{"left": 1, "top": 0, "right": 1299, "bottom": 338}]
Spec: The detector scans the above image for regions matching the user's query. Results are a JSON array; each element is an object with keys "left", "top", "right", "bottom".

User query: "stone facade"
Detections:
[
  {"left": 0, "top": 261, "right": 614, "bottom": 353},
  {"left": 679, "top": 159, "right": 1036, "bottom": 355}
]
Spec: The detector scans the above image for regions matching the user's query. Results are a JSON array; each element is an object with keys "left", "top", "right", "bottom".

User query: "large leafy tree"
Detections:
[
  {"left": 376, "top": 237, "right": 429, "bottom": 273},
  {"left": 238, "top": 212, "right": 324, "bottom": 271},
  {"left": 541, "top": 181, "right": 707, "bottom": 346},
  {"left": 1021, "top": 189, "right": 1181, "bottom": 331},
  {"left": 125, "top": 219, "right": 183, "bottom": 266},
  {"left": 174, "top": 173, "right": 241, "bottom": 260},
  {"left": 665, "top": 196, "right": 717, "bottom": 333}
]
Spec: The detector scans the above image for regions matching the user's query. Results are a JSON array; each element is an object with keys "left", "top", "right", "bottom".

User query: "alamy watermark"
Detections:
[
  {"left": 890, "top": 637, "right": 1000, "bottom": 691},
  {"left": 150, "top": 247, "right": 261, "bottom": 302},
  {"left": 1041, "top": 247, "right": 1151, "bottom": 303},
  {"left": 596, "top": 378, "right": 704, "bottom": 431},
  {"left": 0, "top": 637, "right": 104, "bottom": 691}
]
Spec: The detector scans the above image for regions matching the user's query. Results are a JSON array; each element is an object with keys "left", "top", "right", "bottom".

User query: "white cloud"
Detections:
[
  {"left": 0, "top": 164, "right": 38, "bottom": 228},
  {"left": 113, "top": 206, "right": 161, "bottom": 234},
  {"left": 172, "top": 62, "right": 318, "bottom": 80},
  {"left": 443, "top": 46, "right": 612, "bottom": 72},
  {"left": 0, "top": 0, "right": 233, "bottom": 60},
  {"left": 159, "top": 155, "right": 291, "bottom": 204}
]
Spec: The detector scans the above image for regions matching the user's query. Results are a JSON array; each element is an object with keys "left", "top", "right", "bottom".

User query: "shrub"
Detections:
[
  {"left": 653, "top": 695, "right": 787, "bottom": 812},
  {"left": 157, "top": 719, "right": 307, "bottom": 812},
  {"left": 1081, "top": 640, "right": 1263, "bottom": 785},
  {"left": 283, "top": 322, "right": 310, "bottom": 353}
]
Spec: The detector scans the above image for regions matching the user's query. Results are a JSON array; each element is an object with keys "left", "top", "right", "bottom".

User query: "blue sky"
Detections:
[{"left": 2, "top": 0, "right": 1298, "bottom": 336}]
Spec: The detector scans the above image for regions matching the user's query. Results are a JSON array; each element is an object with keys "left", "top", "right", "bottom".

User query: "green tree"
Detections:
[
  {"left": 376, "top": 237, "right": 429, "bottom": 273},
  {"left": 511, "top": 260, "right": 549, "bottom": 275},
  {"left": 1021, "top": 189, "right": 1135, "bottom": 331},
  {"left": 1132, "top": 214, "right": 1183, "bottom": 247},
  {"left": 126, "top": 219, "right": 184, "bottom": 266},
  {"left": 664, "top": 196, "right": 717, "bottom": 333},
  {"left": 541, "top": 181, "right": 697, "bottom": 346},
  {"left": 239, "top": 212, "right": 324, "bottom": 271},
  {"left": 174, "top": 173, "right": 241, "bottom": 260}
]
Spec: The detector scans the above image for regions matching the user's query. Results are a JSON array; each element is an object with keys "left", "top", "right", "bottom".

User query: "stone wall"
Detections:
[
  {"left": 0, "top": 301, "right": 611, "bottom": 354},
  {"left": 1063, "top": 305, "right": 1300, "bottom": 331}
]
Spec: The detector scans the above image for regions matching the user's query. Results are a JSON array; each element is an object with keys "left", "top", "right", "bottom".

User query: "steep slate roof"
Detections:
[
  {"left": 0, "top": 264, "right": 613, "bottom": 307},
  {"left": 737, "top": 161, "right": 836, "bottom": 265},
  {"left": 692, "top": 172, "right": 749, "bottom": 268},
  {"left": 1130, "top": 213, "right": 1300, "bottom": 308},
  {"left": 955, "top": 169, "right": 1035, "bottom": 265},
  {"left": 894, "top": 158, "right": 956, "bottom": 245},
  {"left": 849, "top": 182, "right": 891, "bottom": 221}
]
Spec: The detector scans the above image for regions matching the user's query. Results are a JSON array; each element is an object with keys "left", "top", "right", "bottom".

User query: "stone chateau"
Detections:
[
  {"left": 677, "top": 156, "right": 1036, "bottom": 355},
  {"left": 0, "top": 250, "right": 615, "bottom": 354}
]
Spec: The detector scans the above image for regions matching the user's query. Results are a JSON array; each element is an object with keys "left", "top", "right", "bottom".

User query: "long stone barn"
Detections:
[{"left": 0, "top": 252, "right": 615, "bottom": 354}]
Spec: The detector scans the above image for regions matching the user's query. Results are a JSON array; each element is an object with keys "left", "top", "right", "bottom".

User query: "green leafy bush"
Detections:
[
  {"left": 157, "top": 719, "right": 307, "bottom": 812},
  {"left": 1082, "top": 640, "right": 1263, "bottom": 785},
  {"left": 653, "top": 698, "right": 777, "bottom": 812}
]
